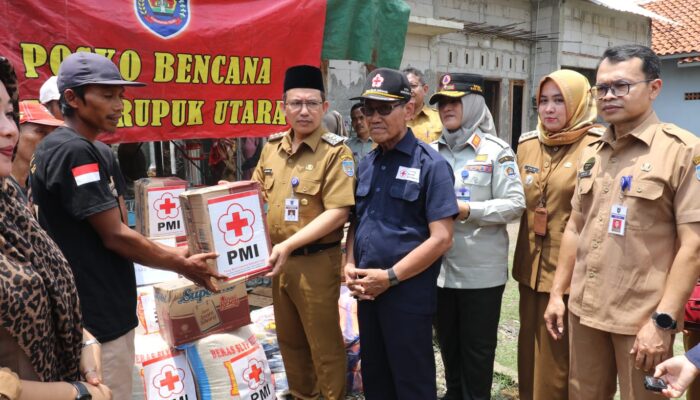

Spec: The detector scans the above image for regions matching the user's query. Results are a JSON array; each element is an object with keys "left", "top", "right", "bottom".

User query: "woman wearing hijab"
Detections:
[
  {"left": 431, "top": 73, "right": 525, "bottom": 400},
  {"left": 0, "top": 56, "right": 111, "bottom": 400},
  {"left": 513, "top": 69, "right": 604, "bottom": 400}
]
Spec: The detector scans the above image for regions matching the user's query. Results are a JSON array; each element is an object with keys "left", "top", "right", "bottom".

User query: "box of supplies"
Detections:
[
  {"left": 133, "top": 236, "right": 184, "bottom": 286},
  {"left": 179, "top": 181, "right": 272, "bottom": 280},
  {"left": 135, "top": 177, "right": 188, "bottom": 238},
  {"left": 153, "top": 277, "right": 250, "bottom": 347}
]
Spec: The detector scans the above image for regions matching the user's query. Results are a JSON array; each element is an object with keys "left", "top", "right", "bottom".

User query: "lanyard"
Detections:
[{"left": 536, "top": 143, "right": 567, "bottom": 208}]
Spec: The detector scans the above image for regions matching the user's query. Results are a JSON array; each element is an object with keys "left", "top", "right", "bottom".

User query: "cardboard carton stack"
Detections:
[
  {"left": 134, "top": 177, "right": 188, "bottom": 238},
  {"left": 179, "top": 181, "right": 272, "bottom": 280}
]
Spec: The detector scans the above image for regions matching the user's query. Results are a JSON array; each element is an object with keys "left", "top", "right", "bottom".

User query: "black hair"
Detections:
[
  {"left": 59, "top": 85, "right": 87, "bottom": 118},
  {"left": 598, "top": 44, "right": 661, "bottom": 80},
  {"left": 402, "top": 67, "right": 425, "bottom": 85},
  {"left": 350, "top": 103, "right": 363, "bottom": 114},
  {"left": 0, "top": 56, "right": 19, "bottom": 129}
]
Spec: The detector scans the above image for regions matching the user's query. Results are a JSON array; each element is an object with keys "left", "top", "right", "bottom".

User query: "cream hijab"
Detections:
[
  {"left": 442, "top": 94, "right": 496, "bottom": 148},
  {"left": 536, "top": 69, "right": 598, "bottom": 146}
]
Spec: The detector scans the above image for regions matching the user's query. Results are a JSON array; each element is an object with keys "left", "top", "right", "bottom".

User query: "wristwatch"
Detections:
[
  {"left": 70, "top": 381, "right": 92, "bottom": 400},
  {"left": 652, "top": 312, "right": 677, "bottom": 330},
  {"left": 387, "top": 267, "right": 400, "bottom": 287}
]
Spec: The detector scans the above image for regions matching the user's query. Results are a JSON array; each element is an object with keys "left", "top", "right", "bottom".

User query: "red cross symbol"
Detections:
[
  {"left": 159, "top": 198, "right": 177, "bottom": 215},
  {"left": 159, "top": 370, "right": 180, "bottom": 391},
  {"left": 225, "top": 212, "right": 249, "bottom": 236},
  {"left": 400, "top": 170, "right": 407, "bottom": 177},
  {"left": 247, "top": 363, "right": 263, "bottom": 383},
  {"left": 371, "top": 74, "right": 384, "bottom": 88}
]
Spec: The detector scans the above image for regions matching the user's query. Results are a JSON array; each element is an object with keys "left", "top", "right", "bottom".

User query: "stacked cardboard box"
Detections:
[
  {"left": 134, "top": 177, "right": 188, "bottom": 238},
  {"left": 154, "top": 277, "right": 251, "bottom": 347},
  {"left": 179, "top": 181, "right": 272, "bottom": 280}
]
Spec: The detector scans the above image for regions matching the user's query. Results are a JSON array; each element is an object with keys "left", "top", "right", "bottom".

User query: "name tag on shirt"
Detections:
[
  {"left": 284, "top": 198, "right": 299, "bottom": 222},
  {"left": 608, "top": 204, "right": 627, "bottom": 236},
  {"left": 396, "top": 166, "right": 420, "bottom": 183}
]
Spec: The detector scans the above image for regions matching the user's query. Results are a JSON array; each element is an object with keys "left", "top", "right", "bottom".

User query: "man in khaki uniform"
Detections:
[
  {"left": 252, "top": 65, "right": 355, "bottom": 400},
  {"left": 544, "top": 45, "right": 700, "bottom": 399},
  {"left": 403, "top": 67, "right": 442, "bottom": 143}
]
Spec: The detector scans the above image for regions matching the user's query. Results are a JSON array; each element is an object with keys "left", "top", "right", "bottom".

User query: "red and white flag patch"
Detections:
[{"left": 72, "top": 163, "right": 100, "bottom": 186}]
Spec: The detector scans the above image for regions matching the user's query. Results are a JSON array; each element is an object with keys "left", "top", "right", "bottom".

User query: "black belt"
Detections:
[{"left": 290, "top": 241, "right": 340, "bottom": 256}]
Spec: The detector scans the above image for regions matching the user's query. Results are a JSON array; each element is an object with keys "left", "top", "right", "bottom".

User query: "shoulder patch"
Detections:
[
  {"left": 587, "top": 126, "right": 605, "bottom": 136},
  {"left": 267, "top": 131, "right": 287, "bottom": 141},
  {"left": 322, "top": 132, "right": 345, "bottom": 146},
  {"left": 498, "top": 155, "right": 514, "bottom": 164},
  {"left": 519, "top": 130, "right": 538, "bottom": 143},
  {"left": 484, "top": 134, "right": 508, "bottom": 149},
  {"left": 661, "top": 123, "right": 697, "bottom": 145}
]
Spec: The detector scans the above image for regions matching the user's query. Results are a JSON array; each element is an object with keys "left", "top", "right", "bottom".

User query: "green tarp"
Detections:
[{"left": 322, "top": 0, "right": 410, "bottom": 69}]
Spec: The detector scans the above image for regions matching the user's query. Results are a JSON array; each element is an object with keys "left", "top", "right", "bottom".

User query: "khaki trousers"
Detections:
[
  {"left": 685, "top": 330, "right": 700, "bottom": 400},
  {"left": 517, "top": 285, "right": 569, "bottom": 400},
  {"left": 272, "top": 247, "right": 346, "bottom": 400},
  {"left": 101, "top": 329, "right": 135, "bottom": 400},
  {"left": 569, "top": 313, "right": 671, "bottom": 400}
]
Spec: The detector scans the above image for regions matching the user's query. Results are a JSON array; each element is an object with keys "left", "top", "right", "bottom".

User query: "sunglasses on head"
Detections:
[{"left": 360, "top": 101, "right": 405, "bottom": 117}]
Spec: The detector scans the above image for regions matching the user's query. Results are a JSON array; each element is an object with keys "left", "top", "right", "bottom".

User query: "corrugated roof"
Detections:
[{"left": 643, "top": 0, "right": 700, "bottom": 57}]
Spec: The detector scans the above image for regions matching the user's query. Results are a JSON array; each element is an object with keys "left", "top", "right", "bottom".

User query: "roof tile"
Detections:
[{"left": 643, "top": 0, "right": 700, "bottom": 56}]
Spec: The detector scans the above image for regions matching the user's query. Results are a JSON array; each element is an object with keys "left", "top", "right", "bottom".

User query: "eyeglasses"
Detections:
[
  {"left": 285, "top": 100, "right": 323, "bottom": 111},
  {"left": 589, "top": 79, "right": 653, "bottom": 99},
  {"left": 361, "top": 102, "right": 404, "bottom": 117}
]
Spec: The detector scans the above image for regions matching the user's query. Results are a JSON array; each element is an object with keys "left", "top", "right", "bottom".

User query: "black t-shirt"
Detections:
[{"left": 30, "top": 126, "right": 136, "bottom": 343}]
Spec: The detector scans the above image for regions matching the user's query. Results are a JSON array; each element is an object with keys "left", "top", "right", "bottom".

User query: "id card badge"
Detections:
[
  {"left": 284, "top": 198, "right": 299, "bottom": 222},
  {"left": 533, "top": 207, "right": 548, "bottom": 236},
  {"left": 608, "top": 204, "right": 627, "bottom": 236},
  {"left": 456, "top": 186, "right": 471, "bottom": 201}
]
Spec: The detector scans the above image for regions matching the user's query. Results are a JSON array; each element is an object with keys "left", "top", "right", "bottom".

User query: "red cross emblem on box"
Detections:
[
  {"left": 153, "top": 192, "right": 181, "bottom": 220},
  {"left": 217, "top": 203, "right": 256, "bottom": 246},
  {"left": 242, "top": 359, "right": 266, "bottom": 390}
]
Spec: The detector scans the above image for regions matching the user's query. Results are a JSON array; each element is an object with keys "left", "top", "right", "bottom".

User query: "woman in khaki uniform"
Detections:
[{"left": 513, "top": 69, "right": 604, "bottom": 400}]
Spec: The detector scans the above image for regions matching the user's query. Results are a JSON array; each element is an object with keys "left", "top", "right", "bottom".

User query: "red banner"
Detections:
[{"left": 0, "top": 0, "right": 326, "bottom": 143}]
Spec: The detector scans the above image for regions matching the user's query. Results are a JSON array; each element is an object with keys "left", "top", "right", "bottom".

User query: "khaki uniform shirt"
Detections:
[
  {"left": 569, "top": 112, "right": 700, "bottom": 335},
  {"left": 345, "top": 136, "right": 376, "bottom": 165},
  {"left": 407, "top": 105, "right": 442, "bottom": 144},
  {"left": 512, "top": 128, "right": 603, "bottom": 292},
  {"left": 252, "top": 126, "right": 356, "bottom": 245}
]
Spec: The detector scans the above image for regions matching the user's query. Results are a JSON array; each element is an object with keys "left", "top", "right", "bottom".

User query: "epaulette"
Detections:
[
  {"left": 587, "top": 126, "right": 605, "bottom": 136},
  {"left": 267, "top": 131, "right": 287, "bottom": 141},
  {"left": 322, "top": 132, "right": 345, "bottom": 146},
  {"left": 485, "top": 134, "right": 508, "bottom": 149},
  {"left": 519, "top": 130, "right": 538, "bottom": 143},
  {"left": 661, "top": 123, "right": 697, "bottom": 145}
]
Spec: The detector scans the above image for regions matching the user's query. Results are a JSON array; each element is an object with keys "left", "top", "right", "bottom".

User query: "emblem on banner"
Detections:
[{"left": 135, "top": 0, "right": 190, "bottom": 39}]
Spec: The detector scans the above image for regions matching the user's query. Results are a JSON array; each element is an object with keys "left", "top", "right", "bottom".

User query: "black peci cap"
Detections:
[
  {"left": 351, "top": 68, "right": 411, "bottom": 102},
  {"left": 429, "top": 73, "right": 485, "bottom": 105},
  {"left": 283, "top": 65, "right": 325, "bottom": 93},
  {"left": 57, "top": 52, "right": 145, "bottom": 93}
]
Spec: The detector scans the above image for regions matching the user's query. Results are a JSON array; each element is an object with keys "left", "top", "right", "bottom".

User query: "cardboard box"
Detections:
[
  {"left": 134, "top": 236, "right": 182, "bottom": 286},
  {"left": 135, "top": 177, "right": 188, "bottom": 238},
  {"left": 154, "top": 277, "right": 250, "bottom": 347},
  {"left": 136, "top": 286, "right": 160, "bottom": 335},
  {"left": 180, "top": 181, "right": 272, "bottom": 280}
]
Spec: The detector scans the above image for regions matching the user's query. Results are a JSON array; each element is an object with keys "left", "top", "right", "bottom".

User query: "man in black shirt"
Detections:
[{"left": 30, "top": 52, "right": 224, "bottom": 399}]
